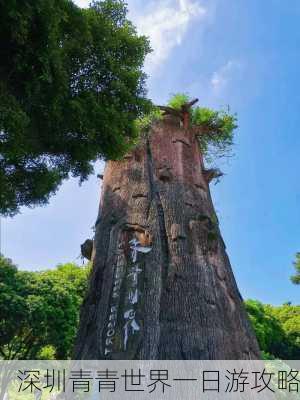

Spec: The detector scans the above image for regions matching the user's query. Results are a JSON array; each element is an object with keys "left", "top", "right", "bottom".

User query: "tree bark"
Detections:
[{"left": 74, "top": 116, "right": 260, "bottom": 360}]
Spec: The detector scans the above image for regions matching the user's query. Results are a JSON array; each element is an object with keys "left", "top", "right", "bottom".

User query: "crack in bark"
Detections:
[{"left": 146, "top": 138, "right": 170, "bottom": 285}]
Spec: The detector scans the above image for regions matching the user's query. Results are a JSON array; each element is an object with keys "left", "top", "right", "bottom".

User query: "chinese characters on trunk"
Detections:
[{"left": 103, "top": 234, "right": 152, "bottom": 357}]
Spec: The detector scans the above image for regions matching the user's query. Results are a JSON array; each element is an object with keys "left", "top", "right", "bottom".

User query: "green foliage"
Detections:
[
  {"left": 167, "top": 93, "right": 190, "bottom": 110},
  {"left": 0, "top": 255, "right": 89, "bottom": 359},
  {"left": 245, "top": 299, "right": 300, "bottom": 359},
  {"left": 135, "top": 107, "right": 162, "bottom": 133},
  {"left": 269, "top": 303, "right": 300, "bottom": 352},
  {"left": 166, "top": 93, "right": 237, "bottom": 164},
  {"left": 37, "top": 345, "right": 56, "bottom": 360},
  {"left": 291, "top": 252, "right": 300, "bottom": 284},
  {"left": 245, "top": 300, "right": 286, "bottom": 356},
  {"left": 193, "top": 107, "right": 237, "bottom": 163},
  {"left": 261, "top": 351, "right": 276, "bottom": 360},
  {"left": 0, "top": 0, "right": 151, "bottom": 216}
]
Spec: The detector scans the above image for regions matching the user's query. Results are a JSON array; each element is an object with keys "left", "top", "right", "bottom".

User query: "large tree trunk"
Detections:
[{"left": 74, "top": 116, "right": 260, "bottom": 360}]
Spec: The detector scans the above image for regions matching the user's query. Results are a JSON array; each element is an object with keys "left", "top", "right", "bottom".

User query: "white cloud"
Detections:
[
  {"left": 211, "top": 60, "right": 242, "bottom": 93},
  {"left": 131, "top": 0, "right": 207, "bottom": 74},
  {"left": 74, "top": 0, "right": 207, "bottom": 75},
  {"left": 73, "top": 0, "right": 90, "bottom": 7}
]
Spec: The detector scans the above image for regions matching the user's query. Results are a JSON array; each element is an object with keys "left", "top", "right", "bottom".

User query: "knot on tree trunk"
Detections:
[
  {"left": 171, "top": 223, "right": 186, "bottom": 241},
  {"left": 171, "top": 132, "right": 191, "bottom": 146},
  {"left": 158, "top": 166, "right": 173, "bottom": 182},
  {"left": 189, "top": 216, "right": 219, "bottom": 254},
  {"left": 203, "top": 168, "right": 223, "bottom": 184},
  {"left": 81, "top": 239, "right": 93, "bottom": 260},
  {"left": 136, "top": 230, "right": 152, "bottom": 246}
]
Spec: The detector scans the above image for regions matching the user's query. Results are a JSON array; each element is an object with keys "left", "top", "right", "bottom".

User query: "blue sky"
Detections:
[{"left": 1, "top": 0, "right": 300, "bottom": 305}]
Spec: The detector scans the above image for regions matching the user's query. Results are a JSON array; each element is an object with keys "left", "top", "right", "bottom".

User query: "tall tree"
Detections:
[
  {"left": 74, "top": 95, "right": 260, "bottom": 359},
  {"left": 0, "top": 256, "right": 89, "bottom": 359},
  {"left": 0, "top": 0, "right": 150, "bottom": 216},
  {"left": 245, "top": 300, "right": 300, "bottom": 359},
  {"left": 291, "top": 252, "right": 300, "bottom": 284}
]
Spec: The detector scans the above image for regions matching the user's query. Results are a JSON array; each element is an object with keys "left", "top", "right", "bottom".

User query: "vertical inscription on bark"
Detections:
[
  {"left": 103, "top": 239, "right": 126, "bottom": 357},
  {"left": 103, "top": 230, "right": 152, "bottom": 358}
]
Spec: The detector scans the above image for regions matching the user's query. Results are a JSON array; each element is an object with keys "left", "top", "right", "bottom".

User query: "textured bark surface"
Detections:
[{"left": 74, "top": 116, "right": 260, "bottom": 360}]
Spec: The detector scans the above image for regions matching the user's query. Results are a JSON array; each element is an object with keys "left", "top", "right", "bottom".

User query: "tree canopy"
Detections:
[
  {"left": 0, "top": 0, "right": 151, "bottom": 216},
  {"left": 291, "top": 252, "right": 300, "bottom": 284},
  {"left": 245, "top": 299, "right": 300, "bottom": 359},
  {"left": 0, "top": 255, "right": 89, "bottom": 359}
]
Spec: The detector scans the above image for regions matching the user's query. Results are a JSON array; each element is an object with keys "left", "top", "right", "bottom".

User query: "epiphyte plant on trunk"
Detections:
[{"left": 136, "top": 93, "right": 237, "bottom": 166}]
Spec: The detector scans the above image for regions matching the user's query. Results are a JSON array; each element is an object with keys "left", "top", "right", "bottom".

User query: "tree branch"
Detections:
[
  {"left": 157, "top": 106, "right": 181, "bottom": 117},
  {"left": 182, "top": 98, "right": 198, "bottom": 111}
]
